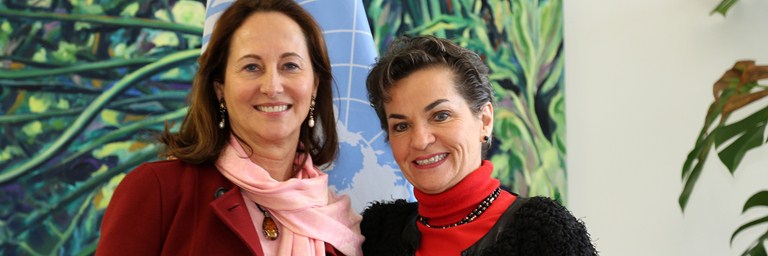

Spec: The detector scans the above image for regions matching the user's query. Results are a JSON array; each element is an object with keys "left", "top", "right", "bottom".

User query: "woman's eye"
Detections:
[
  {"left": 243, "top": 64, "right": 260, "bottom": 72},
  {"left": 283, "top": 62, "right": 300, "bottom": 71},
  {"left": 392, "top": 123, "right": 409, "bottom": 132},
  {"left": 434, "top": 111, "right": 450, "bottom": 121}
]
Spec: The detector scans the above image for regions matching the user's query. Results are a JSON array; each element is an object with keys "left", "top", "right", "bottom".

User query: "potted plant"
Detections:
[{"left": 681, "top": 3, "right": 768, "bottom": 255}]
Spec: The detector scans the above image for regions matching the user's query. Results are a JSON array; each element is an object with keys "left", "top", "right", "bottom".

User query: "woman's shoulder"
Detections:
[
  {"left": 117, "top": 159, "right": 219, "bottom": 191},
  {"left": 128, "top": 159, "right": 215, "bottom": 178},
  {"left": 482, "top": 196, "right": 598, "bottom": 256},
  {"left": 362, "top": 199, "right": 418, "bottom": 216},
  {"left": 361, "top": 199, "right": 418, "bottom": 230},
  {"left": 516, "top": 196, "right": 572, "bottom": 216},
  {"left": 134, "top": 159, "right": 209, "bottom": 170},
  {"left": 360, "top": 199, "right": 418, "bottom": 256}
]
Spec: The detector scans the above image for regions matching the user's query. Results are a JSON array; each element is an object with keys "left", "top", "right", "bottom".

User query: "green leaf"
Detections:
[
  {"left": 731, "top": 215, "right": 768, "bottom": 245},
  {"left": 0, "top": 146, "right": 24, "bottom": 164},
  {"left": 171, "top": 1, "right": 206, "bottom": 27},
  {"left": 120, "top": 2, "right": 139, "bottom": 17},
  {"left": 0, "top": 9, "right": 203, "bottom": 35},
  {"left": 539, "top": 55, "right": 564, "bottom": 95},
  {"left": 51, "top": 41, "right": 79, "bottom": 64},
  {"left": 682, "top": 121, "right": 716, "bottom": 180},
  {"left": 743, "top": 191, "right": 768, "bottom": 213},
  {"left": 714, "top": 105, "right": 768, "bottom": 147},
  {"left": 408, "top": 15, "right": 476, "bottom": 35},
  {"left": 0, "top": 20, "right": 11, "bottom": 48},
  {"left": 744, "top": 243, "right": 767, "bottom": 256},
  {"left": 716, "top": 124, "right": 765, "bottom": 173},
  {"left": 711, "top": 0, "right": 740, "bottom": 16},
  {"left": 680, "top": 101, "right": 726, "bottom": 210},
  {"left": 680, "top": 133, "right": 714, "bottom": 210},
  {"left": 549, "top": 92, "right": 566, "bottom": 153}
]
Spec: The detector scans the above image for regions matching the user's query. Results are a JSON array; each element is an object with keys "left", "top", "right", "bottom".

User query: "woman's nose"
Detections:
[
  {"left": 260, "top": 69, "right": 283, "bottom": 97},
  {"left": 410, "top": 124, "right": 435, "bottom": 151}
]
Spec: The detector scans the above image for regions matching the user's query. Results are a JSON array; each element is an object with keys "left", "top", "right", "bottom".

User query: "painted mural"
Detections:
[
  {"left": 0, "top": 0, "right": 565, "bottom": 254},
  {"left": 0, "top": 1, "right": 204, "bottom": 254}
]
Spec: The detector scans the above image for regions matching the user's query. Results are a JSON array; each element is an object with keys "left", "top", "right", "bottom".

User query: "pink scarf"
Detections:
[{"left": 216, "top": 136, "right": 363, "bottom": 256}]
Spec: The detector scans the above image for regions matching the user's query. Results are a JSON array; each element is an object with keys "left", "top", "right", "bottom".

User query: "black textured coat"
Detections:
[{"left": 361, "top": 196, "right": 598, "bottom": 256}]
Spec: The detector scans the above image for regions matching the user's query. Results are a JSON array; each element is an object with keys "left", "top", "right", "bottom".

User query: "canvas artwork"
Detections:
[{"left": 0, "top": 0, "right": 564, "bottom": 254}]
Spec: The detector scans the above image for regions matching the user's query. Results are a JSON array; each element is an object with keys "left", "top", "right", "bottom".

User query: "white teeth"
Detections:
[
  {"left": 415, "top": 154, "right": 447, "bottom": 165},
  {"left": 256, "top": 105, "right": 288, "bottom": 112}
]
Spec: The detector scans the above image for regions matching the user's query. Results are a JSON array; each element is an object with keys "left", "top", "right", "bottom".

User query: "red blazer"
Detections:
[
  {"left": 97, "top": 160, "right": 343, "bottom": 255},
  {"left": 97, "top": 160, "right": 263, "bottom": 255}
]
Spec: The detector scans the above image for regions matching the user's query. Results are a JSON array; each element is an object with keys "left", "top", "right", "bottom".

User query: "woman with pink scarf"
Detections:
[{"left": 96, "top": 0, "right": 363, "bottom": 255}]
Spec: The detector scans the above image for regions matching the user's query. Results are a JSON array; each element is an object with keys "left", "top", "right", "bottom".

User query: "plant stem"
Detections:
[
  {"left": 18, "top": 107, "right": 187, "bottom": 184},
  {"left": 0, "top": 9, "right": 203, "bottom": 35},
  {"left": 0, "top": 49, "right": 198, "bottom": 184},
  {"left": 0, "top": 58, "right": 156, "bottom": 79},
  {"left": 0, "top": 92, "right": 188, "bottom": 124},
  {"left": 0, "top": 80, "right": 104, "bottom": 94},
  {"left": 14, "top": 146, "right": 158, "bottom": 234}
]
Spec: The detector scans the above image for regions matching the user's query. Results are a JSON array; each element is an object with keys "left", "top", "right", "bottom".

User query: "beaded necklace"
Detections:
[{"left": 417, "top": 187, "right": 501, "bottom": 229}]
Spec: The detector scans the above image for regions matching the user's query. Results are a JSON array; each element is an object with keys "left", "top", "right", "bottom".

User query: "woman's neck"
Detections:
[
  {"left": 415, "top": 160, "right": 498, "bottom": 225},
  {"left": 236, "top": 135, "right": 298, "bottom": 182}
]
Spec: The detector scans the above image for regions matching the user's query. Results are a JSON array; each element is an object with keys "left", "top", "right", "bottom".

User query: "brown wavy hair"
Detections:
[
  {"left": 365, "top": 35, "right": 494, "bottom": 156},
  {"left": 160, "top": 0, "right": 338, "bottom": 167}
]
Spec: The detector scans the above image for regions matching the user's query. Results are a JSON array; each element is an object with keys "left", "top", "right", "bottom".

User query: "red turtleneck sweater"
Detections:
[{"left": 414, "top": 160, "right": 516, "bottom": 256}]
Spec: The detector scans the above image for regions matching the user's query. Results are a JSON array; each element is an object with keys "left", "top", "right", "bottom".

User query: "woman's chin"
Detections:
[
  {"left": 414, "top": 182, "right": 450, "bottom": 194},
  {"left": 240, "top": 124, "right": 299, "bottom": 142}
]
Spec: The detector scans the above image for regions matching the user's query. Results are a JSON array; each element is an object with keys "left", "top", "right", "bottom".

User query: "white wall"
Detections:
[{"left": 564, "top": 0, "right": 768, "bottom": 255}]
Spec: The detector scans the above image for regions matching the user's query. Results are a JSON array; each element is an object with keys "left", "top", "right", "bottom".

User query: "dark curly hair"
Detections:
[{"left": 365, "top": 35, "right": 494, "bottom": 155}]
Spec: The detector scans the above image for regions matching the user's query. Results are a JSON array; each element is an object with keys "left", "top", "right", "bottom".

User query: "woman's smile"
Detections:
[
  {"left": 255, "top": 103, "right": 291, "bottom": 113},
  {"left": 413, "top": 153, "right": 449, "bottom": 168}
]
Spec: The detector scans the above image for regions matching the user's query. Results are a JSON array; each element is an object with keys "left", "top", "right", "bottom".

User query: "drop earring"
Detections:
[
  {"left": 308, "top": 96, "right": 316, "bottom": 128},
  {"left": 218, "top": 99, "right": 227, "bottom": 129}
]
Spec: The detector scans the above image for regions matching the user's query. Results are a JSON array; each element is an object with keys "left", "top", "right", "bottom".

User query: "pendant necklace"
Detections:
[{"left": 256, "top": 203, "right": 279, "bottom": 240}]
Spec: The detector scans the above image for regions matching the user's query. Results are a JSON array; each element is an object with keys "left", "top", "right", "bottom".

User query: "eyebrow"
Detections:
[
  {"left": 424, "top": 99, "right": 448, "bottom": 112},
  {"left": 237, "top": 54, "right": 261, "bottom": 62},
  {"left": 281, "top": 52, "right": 303, "bottom": 60},
  {"left": 237, "top": 52, "right": 303, "bottom": 62},
  {"left": 387, "top": 99, "right": 449, "bottom": 120}
]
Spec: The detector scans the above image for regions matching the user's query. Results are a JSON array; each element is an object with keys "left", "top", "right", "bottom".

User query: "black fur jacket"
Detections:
[{"left": 361, "top": 196, "right": 598, "bottom": 256}]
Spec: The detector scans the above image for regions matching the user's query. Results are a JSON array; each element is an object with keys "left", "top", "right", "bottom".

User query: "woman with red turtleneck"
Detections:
[{"left": 361, "top": 35, "right": 597, "bottom": 256}]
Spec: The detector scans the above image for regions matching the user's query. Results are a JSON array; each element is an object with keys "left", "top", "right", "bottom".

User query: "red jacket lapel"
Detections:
[{"left": 211, "top": 187, "right": 263, "bottom": 255}]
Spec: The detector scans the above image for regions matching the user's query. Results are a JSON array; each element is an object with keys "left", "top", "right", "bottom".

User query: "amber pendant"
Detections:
[{"left": 262, "top": 216, "right": 279, "bottom": 240}]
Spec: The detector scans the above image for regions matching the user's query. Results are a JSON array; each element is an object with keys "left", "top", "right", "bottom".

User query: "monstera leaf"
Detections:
[
  {"left": 711, "top": 0, "right": 740, "bottom": 16},
  {"left": 681, "top": 61, "right": 768, "bottom": 255}
]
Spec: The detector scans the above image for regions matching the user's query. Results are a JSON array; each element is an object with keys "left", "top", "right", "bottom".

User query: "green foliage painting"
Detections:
[
  {"left": 0, "top": 1, "right": 203, "bottom": 254},
  {"left": 364, "top": 0, "right": 567, "bottom": 202}
]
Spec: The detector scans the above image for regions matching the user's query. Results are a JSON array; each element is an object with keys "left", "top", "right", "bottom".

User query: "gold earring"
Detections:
[
  {"left": 218, "top": 100, "right": 226, "bottom": 129},
  {"left": 308, "top": 96, "right": 316, "bottom": 128}
]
